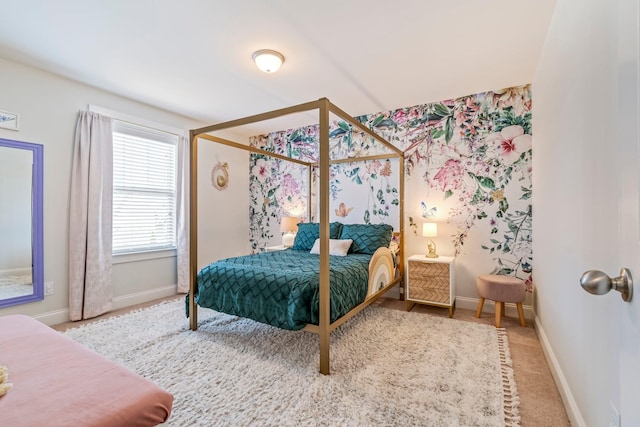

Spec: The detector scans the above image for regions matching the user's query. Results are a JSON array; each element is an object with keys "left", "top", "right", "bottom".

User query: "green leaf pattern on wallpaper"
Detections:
[
  {"left": 249, "top": 86, "right": 532, "bottom": 290},
  {"left": 248, "top": 154, "right": 308, "bottom": 251},
  {"left": 367, "top": 160, "right": 399, "bottom": 223},
  {"left": 327, "top": 159, "right": 399, "bottom": 224}
]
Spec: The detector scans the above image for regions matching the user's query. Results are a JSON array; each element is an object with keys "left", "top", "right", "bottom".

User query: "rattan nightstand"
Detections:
[{"left": 406, "top": 254, "right": 456, "bottom": 317}]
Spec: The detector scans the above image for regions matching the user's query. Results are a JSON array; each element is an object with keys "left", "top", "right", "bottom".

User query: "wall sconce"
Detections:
[
  {"left": 280, "top": 216, "right": 299, "bottom": 247},
  {"left": 252, "top": 49, "right": 285, "bottom": 73},
  {"left": 422, "top": 222, "right": 438, "bottom": 258},
  {"left": 580, "top": 268, "right": 633, "bottom": 302}
]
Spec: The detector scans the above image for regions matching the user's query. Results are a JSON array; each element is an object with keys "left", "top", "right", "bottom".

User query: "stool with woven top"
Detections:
[{"left": 476, "top": 274, "right": 526, "bottom": 328}]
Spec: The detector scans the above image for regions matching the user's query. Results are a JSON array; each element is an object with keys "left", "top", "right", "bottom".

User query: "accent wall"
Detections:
[{"left": 248, "top": 86, "right": 532, "bottom": 303}]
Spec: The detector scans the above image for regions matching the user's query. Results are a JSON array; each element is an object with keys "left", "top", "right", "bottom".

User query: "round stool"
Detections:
[{"left": 476, "top": 274, "right": 526, "bottom": 328}]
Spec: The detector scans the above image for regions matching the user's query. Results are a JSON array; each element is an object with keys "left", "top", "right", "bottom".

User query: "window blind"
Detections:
[{"left": 112, "top": 120, "right": 177, "bottom": 254}]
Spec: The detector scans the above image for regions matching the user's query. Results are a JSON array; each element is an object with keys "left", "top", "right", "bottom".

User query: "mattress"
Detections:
[{"left": 192, "top": 249, "right": 372, "bottom": 330}]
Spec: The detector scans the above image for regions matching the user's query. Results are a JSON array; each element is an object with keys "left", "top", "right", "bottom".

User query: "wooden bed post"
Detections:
[
  {"left": 318, "top": 98, "right": 331, "bottom": 375},
  {"left": 398, "top": 154, "right": 405, "bottom": 299},
  {"left": 307, "top": 166, "right": 313, "bottom": 222},
  {"left": 189, "top": 129, "right": 198, "bottom": 331}
]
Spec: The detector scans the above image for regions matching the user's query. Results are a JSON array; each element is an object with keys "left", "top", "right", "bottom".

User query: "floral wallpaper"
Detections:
[
  {"left": 248, "top": 85, "right": 532, "bottom": 291},
  {"left": 395, "top": 87, "right": 533, "bottom": 289},
  {"left": 248, "top": 154, "right": 308, "bottom": 251}
]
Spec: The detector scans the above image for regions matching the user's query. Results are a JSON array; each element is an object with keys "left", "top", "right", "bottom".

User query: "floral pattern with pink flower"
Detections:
[
  {"left": 486, "top": 125, "right": 532, "bottom": 164},
  {"left": 280, "top": 173, "right": 299, "bottom": 199},
  {"left": 433, "top": 159, "right": 464, "bottom": 192},
  {"left": 251, "top": 158, "right": 271, "bottom": 182}
]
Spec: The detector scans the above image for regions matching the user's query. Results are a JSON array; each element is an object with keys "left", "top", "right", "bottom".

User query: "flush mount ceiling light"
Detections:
[{"left": 252, "top": 49, "right": 285, "bottom": 73}]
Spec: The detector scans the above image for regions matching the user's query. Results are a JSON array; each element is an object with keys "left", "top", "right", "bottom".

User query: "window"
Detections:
[{"left": 112, "top": 120, "right": 178, "bottom": 254}]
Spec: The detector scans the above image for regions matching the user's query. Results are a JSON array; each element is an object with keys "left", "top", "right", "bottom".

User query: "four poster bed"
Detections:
[{"left": 188, "top": 98, "right": 405, "bottom": 374}]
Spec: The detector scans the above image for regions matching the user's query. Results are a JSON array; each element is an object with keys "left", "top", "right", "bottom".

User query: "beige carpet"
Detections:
[
  {"left": 375, "top": 299, "right": 570, "bottom": 427},
  {"left": 63, "top": 299, "right": 520, "bottom": 426}
]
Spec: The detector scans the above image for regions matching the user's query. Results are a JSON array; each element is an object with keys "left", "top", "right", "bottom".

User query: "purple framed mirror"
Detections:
[{"left": 0, "top": 138, "right": 44, "bottom": 308}]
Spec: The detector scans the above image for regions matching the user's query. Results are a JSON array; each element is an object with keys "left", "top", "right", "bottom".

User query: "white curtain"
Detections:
[
  {"left": 69, "top": 111, "right": 113, "bottom": 321},
  {"left": 176, "top": 135, "right": 190, "bottom": 293}
]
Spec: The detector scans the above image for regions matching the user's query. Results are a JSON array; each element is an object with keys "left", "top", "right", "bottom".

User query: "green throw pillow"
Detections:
[
  {"left": 339, "top": 223, "right": 393, "bottom": 254},
  {"left": 292, "top": 222, "right": 343, "bottom": 251}
]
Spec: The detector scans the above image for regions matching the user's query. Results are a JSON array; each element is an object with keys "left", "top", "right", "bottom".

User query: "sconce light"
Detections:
[
  {"left": 422, "top": 222, "right": 438, "bottom": 258},
  {"left": 580, "top": 268, "right": 633, "bottom": 302},
  {"left": 252, "top": 49, "right": 285, "bottom": 73},
  {"left": 280, "top": 216, "right": 299, "bottom": 247}
]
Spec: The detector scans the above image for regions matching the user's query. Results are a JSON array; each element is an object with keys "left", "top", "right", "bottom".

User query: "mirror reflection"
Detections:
[{"left": 0, "top": 138, "right": 44, "bottom": 308}]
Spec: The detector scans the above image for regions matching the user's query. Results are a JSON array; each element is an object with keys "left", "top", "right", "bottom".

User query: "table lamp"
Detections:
[
  {"left": 422, "top": 222, "right": 438, "bottom": 258},
  {"left": 280, "top": 217, "right": 299, "bottom": 247}
]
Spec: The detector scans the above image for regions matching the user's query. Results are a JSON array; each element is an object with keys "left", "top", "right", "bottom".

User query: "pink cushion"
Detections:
[
  {"left": 0, "top": 314, "right": 173, "bottom": 426},
  {"left": 476, "top": 274, "right": 525, "bottom": 303}
]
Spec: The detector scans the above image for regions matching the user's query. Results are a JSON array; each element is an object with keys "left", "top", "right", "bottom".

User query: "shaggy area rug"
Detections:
[{"left": 64, "top": 300, "right": 520, "bottom": 426}]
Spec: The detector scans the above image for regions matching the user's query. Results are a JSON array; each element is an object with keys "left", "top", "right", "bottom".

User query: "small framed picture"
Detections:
[{"left": 0, "top": 110, "right": 19, "bottom": 131}]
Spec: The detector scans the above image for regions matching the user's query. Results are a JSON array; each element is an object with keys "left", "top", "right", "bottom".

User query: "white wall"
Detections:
[
  {"left": 0, "top": 58, "right": 206, "bottom": 323},
  {"left": 533, "top": 0, "right": 627, "bottom": 425},
  {"left": 196, "top": 138, "right": 251, "bottom": 269}
]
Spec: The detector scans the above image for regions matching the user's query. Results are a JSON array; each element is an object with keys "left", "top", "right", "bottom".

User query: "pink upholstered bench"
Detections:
[
  {"left": 0, "top": 314, "right": 173, "bottom": 427},
  {"left": 475, "top": 274, "right": 527, "bottom": 328}
]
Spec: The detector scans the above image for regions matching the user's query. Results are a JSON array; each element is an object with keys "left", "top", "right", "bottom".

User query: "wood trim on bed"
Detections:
[
  {"left": 398, "top": 154, "right": 406, "bottom": 300},
  {"left": 307, "top": 166, "right": 312, "bottom": 221},
  {"left": 197, "top": 133, "right": 312, "bottom": 167},
  {"left": 192, "top": 99, "right": 322, "bottom": 135},
  {"left": 189, "top": 97, "right": 405, "bottom": 375},
  {"left": 318, "top": 98, "right": 331, "bottom": 374},
  {"left": 303, "top": 276, "right": 403, "bottom": 334},
  {"left": 326, "top": 100, "right": 404, "bottom": 157},
  {"left": 188, "top": 128, "right": 198, "bottom": 331},
  {"left": 326, "top": 153, "right": 399, "bottom": 165}
]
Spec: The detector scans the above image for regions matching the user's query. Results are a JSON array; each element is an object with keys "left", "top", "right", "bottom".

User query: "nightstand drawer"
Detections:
[
  {"left": 409, "top": 261, "right": 449, "bottom": 277},
  {"left": 409, "top": 287, "right": 450, "bottom": 304},
  {"left": 408, "top": 274, "right": 451, "bottom": 304}
]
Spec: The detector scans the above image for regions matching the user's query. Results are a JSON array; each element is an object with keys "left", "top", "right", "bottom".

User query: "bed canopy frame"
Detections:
[{"left": 189, "top": 98, "right": 405, "bottom": 374}]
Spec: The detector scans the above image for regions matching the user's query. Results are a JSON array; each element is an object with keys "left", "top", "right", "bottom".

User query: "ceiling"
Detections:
[{"left": 0, "top": 0, "right": 556, "bottom": 132}]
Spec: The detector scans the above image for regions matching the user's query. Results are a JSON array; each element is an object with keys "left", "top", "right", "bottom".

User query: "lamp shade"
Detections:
[
  {"left": 280, "top": 217, "right": 299, "bottom": 233},
  {"left": 422, "top": 222, "right": 438, "bottom": 237},
  {"left": 252, "top": 49, "right": 284, "bottom": 73}
]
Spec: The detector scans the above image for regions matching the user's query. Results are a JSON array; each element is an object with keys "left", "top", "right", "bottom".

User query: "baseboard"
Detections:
[
  {"left": 34, "top": 308, "right": 70, "bottom": 326},
  {"left": 111, "top": 284, "right": 177, "bottom": 310},
  {"left": 534, "top": 314, "right": 586, "bottom": 427},
  {"left": 34, "top": 285, "right": 177, "bottom": 326},
  {"left": 385, "top": 292, "right": 535, "bottom": 319},
  {"left": 455, "top": 296, "right": 534, "bottom": 319}
]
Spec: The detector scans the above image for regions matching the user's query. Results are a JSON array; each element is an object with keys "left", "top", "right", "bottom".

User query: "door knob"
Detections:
[{"left": 580, "top": 268, "right": 633, "bottom": 302}]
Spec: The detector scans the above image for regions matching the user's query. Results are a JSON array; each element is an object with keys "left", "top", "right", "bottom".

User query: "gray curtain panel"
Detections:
[
  {"left": 68, "top": 111, "right": 113, "bottom": 321},
  {"left": 176, "top": 135, "right": 189, "bottom": 293}
]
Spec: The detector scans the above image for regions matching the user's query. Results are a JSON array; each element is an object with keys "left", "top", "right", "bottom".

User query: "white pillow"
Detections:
[{"left": 310, "top": 239, "right": 353, "bottom": 256}]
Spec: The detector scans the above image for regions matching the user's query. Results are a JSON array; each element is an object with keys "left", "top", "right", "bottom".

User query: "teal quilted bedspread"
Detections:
[{"left": 191, "top": 249, "right": 371, "bottom": 330}]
